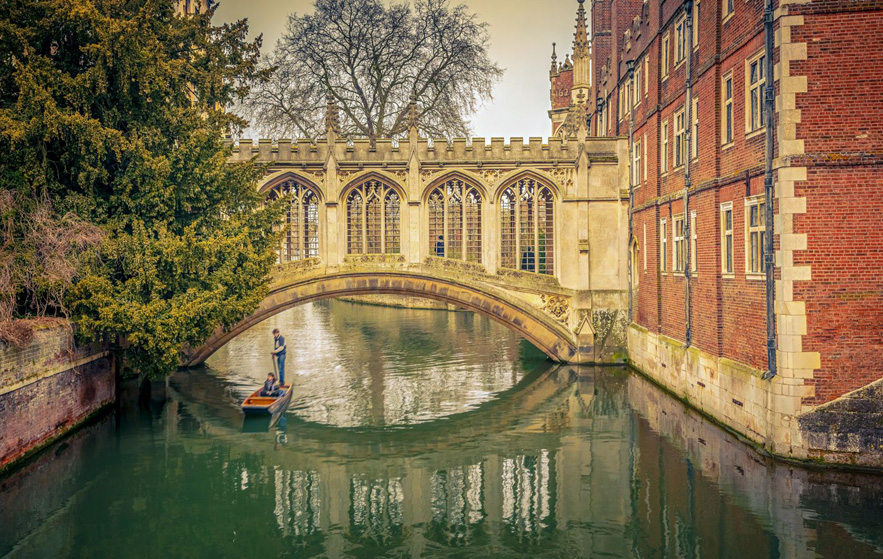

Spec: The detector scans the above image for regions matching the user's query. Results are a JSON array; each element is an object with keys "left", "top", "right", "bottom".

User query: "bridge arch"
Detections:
[
  {"left": 422, "top": 170, "right": 491, "bottom": 201},
  {"left": 258, "top": 170, "right": 325, "bottom": 200},
  {"left": 184, "top": 271, "right": 579, "bottom": 367},
  {"left": 338, "top": 170, "right": 406, "bottom": 204},
  {"left": 493, "top": 169, "right": 563, "bottom": 201}
]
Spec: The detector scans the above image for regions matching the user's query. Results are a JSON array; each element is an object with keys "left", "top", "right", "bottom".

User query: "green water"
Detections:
[{"left": 1, "top": 300, "right": 882, "bottom": 558}]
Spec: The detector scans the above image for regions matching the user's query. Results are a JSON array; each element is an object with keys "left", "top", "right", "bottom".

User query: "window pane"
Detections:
[
  {"left": 366, "top": 185, "right": 382, "bottom": 254},
  {"left": 465, "top": 190, "right": 482, "bottom": 263},
  {"left": 500, "top": 189, "right": 516, "bottom": 269},
  {"left": 538, "top": 188, "right": 554, "bottom": 275},
  {"left": 518, "top": 180, "right": 536, "bottom": 272},
  {"left": 726, "top": 235, "right": 733, "bottom": 273},
  {"left": 446, "top": 181, "right": 463, "bottom": 260},
  {"left": 347, "top": 191, "right": 363, "bottom": 254},
  {"left": 384, "top": 190, "right": 400, "bottom": 254},
  {"left": 429, "top": 189, "right": 445, "bottom": 257},
  {"left": 304, "top": 190, "right": 319, "bottom": 258}
]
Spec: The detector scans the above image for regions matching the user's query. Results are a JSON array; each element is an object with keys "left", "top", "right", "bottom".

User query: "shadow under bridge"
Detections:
[{"left": 182, "top": 262, "right": 598, "bottom": 367}]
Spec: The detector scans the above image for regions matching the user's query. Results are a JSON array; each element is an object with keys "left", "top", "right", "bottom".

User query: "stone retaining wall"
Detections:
[
  {"left": 0, "top": 325, "right": 115, "bottom": 472},
  {"left": 628, "top": 323, "right": 883, "bottom": 469}
]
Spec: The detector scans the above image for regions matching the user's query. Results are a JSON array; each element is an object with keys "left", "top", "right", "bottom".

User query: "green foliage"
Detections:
[{"left": 0, "top": 0, "right": 284, "bottom": 376}]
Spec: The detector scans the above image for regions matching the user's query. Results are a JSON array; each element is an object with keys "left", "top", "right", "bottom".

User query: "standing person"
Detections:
[
  {"left": 435, "top": 235, "right": 444, "bottom": 257},
  {"left": 271, "top": 328, "right": 287, "bottom": 385}
]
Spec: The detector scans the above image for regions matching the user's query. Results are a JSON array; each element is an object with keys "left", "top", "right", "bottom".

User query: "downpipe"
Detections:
[{"left": 762, "top": 0, "right": 777, "bottom": 381}]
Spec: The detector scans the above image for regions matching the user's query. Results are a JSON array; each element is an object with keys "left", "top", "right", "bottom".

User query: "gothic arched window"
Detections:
[
  {"left": 267, "top": 179, "right": 319, "bottom": 263},
  {"left": 499, "top": 178, "right": 554, "bottom": 275},
  {"left": 427, "top": 179, "right": 482, "bottom": 263},
  {"left": 346, "top": 179, "right": 401, "bottom": 254}
]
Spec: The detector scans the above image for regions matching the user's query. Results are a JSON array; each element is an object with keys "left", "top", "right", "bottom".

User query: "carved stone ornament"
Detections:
[
  {"left": 480, "top": 169, "right": 504, "bottom": 187},
  {"left": 541, "top": 294, "right": 571, "bottom": 322},
  {"left": 544, "top": 168, "right": 574, "bottom": 190}
]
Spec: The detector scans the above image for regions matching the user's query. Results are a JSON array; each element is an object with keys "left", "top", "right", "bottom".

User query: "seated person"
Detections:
[{"left": 261, "top": 372, "right": 280, "bottom": 397}]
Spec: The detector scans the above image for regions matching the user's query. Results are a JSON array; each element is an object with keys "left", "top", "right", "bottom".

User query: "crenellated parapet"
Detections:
[{"left": 229, "top": 136, "right": 621, "bottom": 166}]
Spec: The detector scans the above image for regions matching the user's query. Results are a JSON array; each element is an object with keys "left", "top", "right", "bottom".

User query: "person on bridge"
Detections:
[
  {"left": 435, "top": 235, "right": 444, "bottom": 257},
  {"left": 271, "top": 329, "right": 287, "bottom": 385},
  {"left": 261, "top": 372, "right": 279, "bottom": 397}
]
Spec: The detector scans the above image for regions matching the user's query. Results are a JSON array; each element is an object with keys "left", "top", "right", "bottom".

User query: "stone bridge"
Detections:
[{"left": 184, "top": 122, "right": 630, "bottom": 366}]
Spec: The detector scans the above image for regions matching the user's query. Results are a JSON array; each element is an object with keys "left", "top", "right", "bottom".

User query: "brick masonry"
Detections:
[
  {"left": 551, "top": 0, "right": 883, "bottom": 467},
  {"left": 0, "top": 326, "right": 115, "bottom": 472}
]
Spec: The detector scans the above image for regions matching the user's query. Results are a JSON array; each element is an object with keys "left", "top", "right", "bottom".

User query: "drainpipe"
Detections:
[
  {"left": 626, "top": 60, "right": 636, "bottom": 322},
  {"left": 683, "top": 0, "right": 694, "bottom": 347},
  {"left": 762, "top": 0, "right": 777, "bottom": 379}
]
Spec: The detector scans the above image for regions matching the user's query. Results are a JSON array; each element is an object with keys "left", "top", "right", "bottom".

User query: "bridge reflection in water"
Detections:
[{"left": 1, "top": 303, "right": 882, "bottom": 558}]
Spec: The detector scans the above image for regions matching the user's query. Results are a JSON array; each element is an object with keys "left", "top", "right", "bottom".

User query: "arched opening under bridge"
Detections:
[{"left": 183, "top": 271, "right": 581, "bottom": 367}]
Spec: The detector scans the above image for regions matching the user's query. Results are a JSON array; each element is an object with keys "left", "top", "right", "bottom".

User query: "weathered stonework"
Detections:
[
  {"left": 210, "top": 131, "right": 631, "bottom": 367},
  {"left": 0, "top": 326, "right": 115, "bottom": 472},
  {"left": 798, "top": 378, "right": 883, "bottom": 469}
]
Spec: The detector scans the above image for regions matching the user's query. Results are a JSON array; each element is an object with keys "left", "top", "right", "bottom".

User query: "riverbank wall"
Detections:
[
  {"left": 0, "top": 324, "right": 115, "bottom": 472},
  {"left": 627, "top": 324, "right": 883, "bottom": 469}
]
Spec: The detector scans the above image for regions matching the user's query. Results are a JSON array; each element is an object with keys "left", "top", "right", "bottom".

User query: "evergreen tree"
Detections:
[{"left": 0, "top": 0, "right": 284, "bottom": 377}]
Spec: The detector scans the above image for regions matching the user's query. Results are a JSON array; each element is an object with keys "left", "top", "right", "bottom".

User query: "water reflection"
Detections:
[
  {"left": 204, "top": 300, "right": 542, "bottom": 427},
  {"left": 1, "top": 302, "right": 882, "bottom": 559}
]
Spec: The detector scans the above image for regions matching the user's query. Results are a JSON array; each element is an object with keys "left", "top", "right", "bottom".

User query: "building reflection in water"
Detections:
[
  {"left": 158, "top": 367, "right": 880, "bottom": 559},
  {"left": 2, "top": 301, "right": 883, "bottom": 558}
]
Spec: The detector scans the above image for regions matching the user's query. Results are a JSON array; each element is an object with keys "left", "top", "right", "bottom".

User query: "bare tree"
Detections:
[{"left": 241, "top": 0, "right": 503, "bottom": 141}]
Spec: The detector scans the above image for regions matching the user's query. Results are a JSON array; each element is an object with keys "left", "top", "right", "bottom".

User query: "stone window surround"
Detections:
[
  {"left": 745, "top": 49, "right": 767, "bottom": 136},
  {"left": 744, "top": 195, "right": 766, "bottom": 279},
  {"left": 721, "top": 71, "right": 735, "bottom": 147},
  {"left": 720, "top": 201, "right": 734, "bottom": 276}
]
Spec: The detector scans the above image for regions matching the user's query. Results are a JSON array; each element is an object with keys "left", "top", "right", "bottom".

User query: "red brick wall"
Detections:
[
  {"left": 795, "top": 167, "right": 883, "bottom": 405},
  {"left": 0, "top": 329, "right": 115, "bottom": 471},
  {"left": 787, "top": 6, "right": 883, "bottom": 405},
  {"left": 551, "top": 70, "right": 573, "bottom": 110},
  {"left": 568, "top": 0, "right": 883, "bottom": 403},
  {"left": 623, "top": 0, "right": 769, "bottom": 371}
]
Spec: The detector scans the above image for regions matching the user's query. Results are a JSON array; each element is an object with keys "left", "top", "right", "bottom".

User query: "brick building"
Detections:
[{"left": 551, "top": 0, "right": 883, "bottom": 462}]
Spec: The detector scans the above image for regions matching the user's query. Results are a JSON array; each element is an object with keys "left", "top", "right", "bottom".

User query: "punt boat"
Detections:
[{"left": 241, "top": 384, "right": 293, "bottom": 416}]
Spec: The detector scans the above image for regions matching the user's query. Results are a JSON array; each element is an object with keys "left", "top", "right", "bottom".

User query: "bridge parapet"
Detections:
[{"left": 231, "top": 136, "right": 622, "bottom": 167}]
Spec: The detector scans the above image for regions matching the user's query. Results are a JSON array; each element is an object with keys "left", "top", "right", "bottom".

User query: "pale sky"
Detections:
[{"left": 214, "top": 0, "right": 582, "bottom": 139}]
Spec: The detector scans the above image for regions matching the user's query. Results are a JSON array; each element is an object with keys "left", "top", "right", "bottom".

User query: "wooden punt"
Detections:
[{"left": 241, "top": 384, "right": 293, "bottom": 416}]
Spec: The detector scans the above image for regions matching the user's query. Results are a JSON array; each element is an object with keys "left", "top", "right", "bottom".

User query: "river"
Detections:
[{"left": 1, "top": 300, "right": 881, "bottom": 558}]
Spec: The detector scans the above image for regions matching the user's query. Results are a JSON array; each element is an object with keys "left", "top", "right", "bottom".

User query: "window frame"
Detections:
[
  {"left": 660, "top": 218, "right": 668, "bottom": 272},
  {"left": 634, "top": 63, "right": 642, "bottom": 109},
  {"left": 673, "top": 214, "right": 686, "bottom": 273},
  {"left": 674, "top": 107, "right": 686, "bottom": 169},
  {"left": 661, "top": 120, "right": 670, "bottom": 174},
  {"left": 427, "top": 179, "right": 483, "bottom": 263},
  {"left": 674, "top": 16, "right": 687, "bottom": 67},
  {"left": 662, "top": 32, "right": 671, "bottom": 80},
  {"left": 693, "top": 0, "right": 701, "bottom": 50},
  {"left": 722, "top": 72, "right": 734, "bottom": 147},
  {"left": 722, "top": 0, "right": 734, "bottom": 23},
  {"left": 643, "top": 57, "right": 650, "bottom": 97},
  {"left": 499, "top": 178, "right": 556, "bottom": 276},
  {"left": 691, "top": 96, "right": 699, "bottom": 161},
  {"left": 745, "top": 51, "right": 766, "bottom": 135},
  {"left": 720, "top": 202, "right": 734, "bottom": 276},
  {"left": 633, "top": 138, "right": 642, "bottom": 187},
  {"left": 690, "top": 210, "right": 698, "bottom": 273},
  {"left": 745, "top": 196, "right": 766, "bottom": 277}
]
